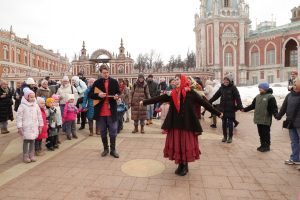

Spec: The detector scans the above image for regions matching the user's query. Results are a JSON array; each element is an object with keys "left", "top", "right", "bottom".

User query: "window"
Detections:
[
  {"left": 290, "top": 50, "right": 298, "bottom": 66},
  {"left": 3, "top": 45, "right": 9, "bottom": 60},
  {"left": 260, "top": 71, "right": 264, "bottom": 79},
  {"left": 24, "top": 51, "right": 28, "bottom": 64},
  {"left": 224, "top": 0, "right": 230, "bottom": 7},
  {"left": 17, "top": 49, "right": 21, "bottom": 63},
  {"left": 251, "top": 52, "right": 259, "bottom": 67},
  {"left": 225, "top": 53, "right": 233, "bottom": 66},
  {"left": 266, "top": 50, "right": 275, "bottom": 65},
  {"left": 252, "top": 77, "right": 258, "bottom": 85},
  {"left": 267, "top": 75, "right": 274, "bottom": 83}
]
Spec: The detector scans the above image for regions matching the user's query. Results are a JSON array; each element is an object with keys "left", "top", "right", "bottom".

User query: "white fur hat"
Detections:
[
  {"left": 25, "top": 77, "right": 35, "bottom": 85},
  {"left": 62, "top": 76, "right": 69, "bottom": 81},
  {"left": 67, "top": 94, "right": 75, "bottom": 101},
  {"left": 71, "top": 76, "right": 79, "bottom": 82}
]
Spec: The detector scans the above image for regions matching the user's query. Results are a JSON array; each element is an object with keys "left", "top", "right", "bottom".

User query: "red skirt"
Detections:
[{"left": 164, "top": 129, "right": 201, "bottom": 164}]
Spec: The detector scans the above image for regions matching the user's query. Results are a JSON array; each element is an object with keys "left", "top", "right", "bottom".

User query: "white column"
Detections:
[
  {"left": 239, "top": 22, "right": 245, "bottom": 65},
  {"left": 298, "top": 46, "right": 300, "bottom": 75},
  {"left": 200, "top": 23, "right": 206, "bottom": 70},
  {"left": 214, "top": 20, "right": 220, "bottom": 65}
]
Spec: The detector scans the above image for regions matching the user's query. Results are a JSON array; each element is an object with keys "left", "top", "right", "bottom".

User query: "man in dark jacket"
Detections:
[
  {"left": 243, "top": 82, "right": 278, "bottom": 152},
  {"left": 89, "top": 65, "right": 120, "bottom": 158},
  {"left": 0, "top": 79, "right": 14, "bottom": 134},
  {"left": 288, "top": 71, "right": 298, "bottom": 91},
  {"left": 209, "top": 75, "right": 243, "bottom": 143},
  {"left": 146, "top": 74, "right": 159, "bottom": 124}
]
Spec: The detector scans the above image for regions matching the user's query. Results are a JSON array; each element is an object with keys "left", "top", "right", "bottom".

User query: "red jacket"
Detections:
[{"left": 36, "top": 107, "right": 48, "bottom": 140}]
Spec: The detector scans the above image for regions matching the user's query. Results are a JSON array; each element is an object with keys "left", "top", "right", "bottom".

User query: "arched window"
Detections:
[
  {"left": 24, "top": 51, "right": 28, "bottom": 64},
  {"left": 17, "top": 49, "right": 21, "bottom": 63},
  {"left": 250, "top": 45, "right": 260, "bottom": 67},
  {"left": 224, "top": 46, "right": 234, "bottom": 67},
  {"left": 265, "top": 43, "right": 276, "bottom": 65},
  {"left": 3, "top": 45, "right": 9, "bottom": 60}
]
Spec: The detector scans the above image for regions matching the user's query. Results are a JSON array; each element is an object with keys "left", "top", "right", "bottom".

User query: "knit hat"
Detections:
[
  {"left": 46, "top": 98, "right": 54, "bottom": 107},
  {"left": 25, "top": 77, "right": 35, "bottom": 85},
  {"left": 62, "top": 76, "right": 69, "bottom": 81},
  {"left": 51, "top": 94, "right": 60, "bottom": 100},
  {"left": 71, "top": 76, "right": 80, "bottom": 82},
  {"left": 36, "top": 97, "right": 45, "bottom": 104},
  {"left": 258, "top": 82, "right": 270, "bottom": 91},
  {"left": 24, "top": 89, "right": 35, "bottom": 100},
  {"left": 67, "top": 94, "right": 75, "bottom": 101},
  {"left": 224, "top": 75, "right": 233, "bottom": 82}
]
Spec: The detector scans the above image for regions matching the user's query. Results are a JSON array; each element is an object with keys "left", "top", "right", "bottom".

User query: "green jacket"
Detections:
[{"left": 244, "top": 89, "right": 278, "bottom": 126}]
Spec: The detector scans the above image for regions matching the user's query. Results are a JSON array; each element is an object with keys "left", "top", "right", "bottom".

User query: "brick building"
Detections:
[
  {"left": 194, "top": 0, "right": 300, "bottom": 85},
  {"left": 0, "top": 26, "right": 69, "bottom": 88}
]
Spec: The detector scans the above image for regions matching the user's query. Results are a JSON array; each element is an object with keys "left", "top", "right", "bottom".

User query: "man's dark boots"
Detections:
[
  {"left": 101, "top": 137, "right": 109, "bottom": 157},
  {"left": 110, "top": 137, "right": 119, "bottom": 158}
]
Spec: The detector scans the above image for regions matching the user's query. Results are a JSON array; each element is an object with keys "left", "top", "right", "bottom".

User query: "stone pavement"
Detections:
[{"left": 0, "top": 112, "right": 299, "bottom": 200}]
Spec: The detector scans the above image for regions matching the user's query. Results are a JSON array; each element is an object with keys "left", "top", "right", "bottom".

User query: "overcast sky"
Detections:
[{"left": 0, "top": 0, "right": 299, "bottom": 63}]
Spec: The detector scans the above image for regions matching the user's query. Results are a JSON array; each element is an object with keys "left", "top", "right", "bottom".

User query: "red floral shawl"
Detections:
[{"left": 171, "top": 74, "right": 190, "bottom": 113}]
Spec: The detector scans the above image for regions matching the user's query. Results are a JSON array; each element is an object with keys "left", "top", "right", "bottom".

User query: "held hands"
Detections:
[
  {"left": 113, "top": 94, "right": 119, "bottom": 100},
  {"left": 18, "top": 128, "right": 23, "bottom": 136}
]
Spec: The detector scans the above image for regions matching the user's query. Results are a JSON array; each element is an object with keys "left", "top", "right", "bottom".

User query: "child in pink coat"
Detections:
[
  {"left": 35, "top": 97, "right": 48, "bottom": 156},
  {"left": 63, "top": 94, "right": 80, "bottom": 140},
  {"left": 17, "top": 90, "right": 43, "bottom": 163}
]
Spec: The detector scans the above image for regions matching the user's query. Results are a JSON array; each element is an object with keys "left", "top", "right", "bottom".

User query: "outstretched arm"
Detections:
[{"left": 142, "top": 94, "right": 170, "bottom": 106}]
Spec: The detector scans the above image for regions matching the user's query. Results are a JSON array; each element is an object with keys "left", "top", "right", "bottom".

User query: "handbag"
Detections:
[{"left": 282, "top": 100, "right": 300, "bottom": 129}]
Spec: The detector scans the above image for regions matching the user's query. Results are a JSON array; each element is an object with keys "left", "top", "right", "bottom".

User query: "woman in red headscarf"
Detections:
[{"left": 141, "top": 74, "right": 222, "bottom": 176}]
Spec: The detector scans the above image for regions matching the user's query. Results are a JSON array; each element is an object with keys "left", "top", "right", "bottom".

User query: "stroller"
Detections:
[{"left": 117, "top": 99, "right": 127, "bottom": 133}]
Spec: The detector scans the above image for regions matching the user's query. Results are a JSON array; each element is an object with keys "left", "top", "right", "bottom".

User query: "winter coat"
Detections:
[
  {"left": 82, "top": 86, "right": 94, "bottom": 120},
  {"left": 209, "top": 83, "right": 243, "bottom": 119},
  {"left": 143, "top": 90, "right": 221, "bottom": 134},
  {"left": 277, "top": 91, "right": 300, "bottom": 128},
  {"left": 0, "top": 87, "right": 14, "bottom": 122},
  {"left": 244, "top": 89, "right": 278, "bottom": 126},
  {"left": 89, "top": 77, "right": 120, "bottom": 122},
  {"left": 63, "top": 102, "right": 79, "bottom": 122},
  {"left": 36, "top": 107, "right": 48, "bottom": 140},
  {"left": 74, "top": 79, "right": 87, "bottom": 98},
  {"left": 54, "top": 105, "right": 62, "bottom": 126},
  {"left": 16, "top": 97, "right": 43, "bottom": 140},
  {"left": 147, "top": 80, "right": 159, "bottom": 98},
  {"left": 130, "top": 81, "right": 150, "bottom": 121},
  {"left": 120, "top": 87, "right": 130, "bottom": 106},
  {"left": 46, "top": 107, "right": 59, "bottom": 137},
  {"left": 57, "top": 83, "right": 78, "bottom": 105},
  {"left": 13, "top": 88, "right": 22, "bottom": 112},
  {"left": 36, "top": 87, "right": 52, "bottom": 99},
  {"left": 204, "top": 80, "right": 214, "bottom": 100}
]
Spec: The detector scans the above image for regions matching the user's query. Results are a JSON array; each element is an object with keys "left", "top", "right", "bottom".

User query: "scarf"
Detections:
[
  {"left": 171, "top": 74, "right": 190, "bottom": 113},
  {"left": 119, "top": 83, "right": 125, "bottom": 93}
]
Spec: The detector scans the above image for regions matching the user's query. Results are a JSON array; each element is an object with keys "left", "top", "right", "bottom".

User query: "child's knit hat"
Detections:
[
  {"left": 46, "top": 98, "right": 54, "bottom": 107},
  {"left": 52, "top": 94, "right": 60, "bottom": 100},
  {"left": 24, "top": 89, "right": 35, "bottom": 100},
  {"left": 258, "top": 82, "right": 270, "bottom": 91},
  {"left": 67, "top": 94, "right": 75, "bottom": 101},
  {"left": 36, "top": 97, "right": 45, "bottom": 104}
]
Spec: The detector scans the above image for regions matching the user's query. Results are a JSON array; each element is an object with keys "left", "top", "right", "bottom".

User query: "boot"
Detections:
[
  {"left": 149, "top": 119, "right": 153, "bottom": 124},
  {"left": 110, "top": 137, "right": 119, "bottom": 158},
  {"left": 78, "top": 125, "right": 85, "bottom": 130},
  {"left": 96, "top": 128, "right": 101, "bottom": 135},
  {"left": 89, "top": 128, "right": 93, "bottom": 136},
  {"left": 175, "top": 163, "right": 184, "bottom": 175},
  {"left": 29, "top": 152, "right": 36, "bottom": 162},
  {"left": 101, "top": 137, "right": 109, "bottom": 157},
  {"left": 178, "top": 163, "right": 188, "bottom": 176},
  {"left": 227, "top": 137, "right": 232, "bottom": 143},
  {"left": 23, "top": 154, "right": 31, "bottom": 163},
  {"left": 222, "top": 137, "right": 227, "bottom": 142},
  {"left": 132, "top": 125, "right": 138, "bottom": 133},
  {"left": 72, "top": 133, "right": 78, "bottom": 139},
  {"left": 1, "top": 128, "right": 9, "bottom": 134},
  {"left": 140, "top": 125, "right": 145, "bottom": 134}
]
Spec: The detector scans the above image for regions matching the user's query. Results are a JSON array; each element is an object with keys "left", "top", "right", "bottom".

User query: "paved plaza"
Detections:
[{"left": 0, "top": 112, "right": 299, "bottom": 200}]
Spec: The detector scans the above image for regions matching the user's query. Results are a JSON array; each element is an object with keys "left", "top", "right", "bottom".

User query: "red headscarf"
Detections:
[{"left": 171, "top": 74, "right": 190, "bottom": 113}]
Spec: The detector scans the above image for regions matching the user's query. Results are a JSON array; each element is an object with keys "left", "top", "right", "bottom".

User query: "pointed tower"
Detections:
[
  {"left": 79, "top": 41, "right": 87, "bottom": 61},
  {"left": 118, "top": 38, "right": 126, "bottom": 59},
  {"left": 194, "top": 0, "right": 250, "bottom": 85}
]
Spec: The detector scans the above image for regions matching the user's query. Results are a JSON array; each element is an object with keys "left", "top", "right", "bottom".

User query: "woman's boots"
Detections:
[
  {"left": 175, "top": 163, "right": 189, "bottom": 176},
  {"left": 132, "top": 125, "right": 138, "bottom": 133}
]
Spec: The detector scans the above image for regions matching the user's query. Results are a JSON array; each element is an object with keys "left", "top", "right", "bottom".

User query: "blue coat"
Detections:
[{"left": 82, "top": 87, "right": 94, "bottom": 120}]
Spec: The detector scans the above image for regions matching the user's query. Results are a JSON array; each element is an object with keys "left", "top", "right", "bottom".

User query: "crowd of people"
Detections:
[{"left": 0, "top": 67, "right": 299, "bottom": 175}]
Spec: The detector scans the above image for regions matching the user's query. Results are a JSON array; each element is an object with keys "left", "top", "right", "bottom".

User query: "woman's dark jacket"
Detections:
[
  {"left": 13, "top": 87, "right": 22, "bottom": 112},
  {"left": 0, "top": 87, "right": 14, "bottom": 122},
  {"left": 88, "top": 77, "right": 120, "bottom": 122},
  {"left": 209, "top": 83, "right": 243, "bottom": 118},
  {"left": 143, "top": 90, "right": 221, "bottom": 134},
  {"left": 277, "top": 91, "right": 300, "bottom": 128}
]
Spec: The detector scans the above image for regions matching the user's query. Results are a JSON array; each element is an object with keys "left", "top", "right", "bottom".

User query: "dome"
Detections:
[{"left": 202, "top": 0, "right": 241, "bottom": 17}]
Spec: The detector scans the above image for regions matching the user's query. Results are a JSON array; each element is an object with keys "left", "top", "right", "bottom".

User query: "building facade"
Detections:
[
  {"left": 194, "top": 0, "right": 300, "bottom": 85},
  {"left": 0, "top": 26, "right": 69, "bottom": 87}
]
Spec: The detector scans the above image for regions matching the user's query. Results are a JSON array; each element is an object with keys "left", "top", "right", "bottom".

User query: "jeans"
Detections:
[
  {"left": 288, "top": 128, "right": 300, "bottom": 162},
  {"left": 147, "top": 104, "right": 154, "bottom": 120},
  {"left": 222, "top": 117, "right": 234, "bottom": 138},
  {"left": 65, "top": 120, "right": 76, "bottom": 136},
  {"left": 96, "top": 116, "right": 118, "bottom": 138}
]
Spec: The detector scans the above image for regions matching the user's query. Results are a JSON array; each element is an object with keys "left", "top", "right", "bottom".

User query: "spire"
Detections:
[
  {"left": 120, "top": 38, "right": 124, "bottom": 48},
  {"left": 82, "top": 41, "right": 85, "bottom": 49},
  {"left": 118, "top": 38, "right": 125, "bottom": 59},
  {"left": 10, "top": 25, "right": 13, "bottom": 33},
  {"left": 80, "top": 41, "right": 87, "bottom": 60}
]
